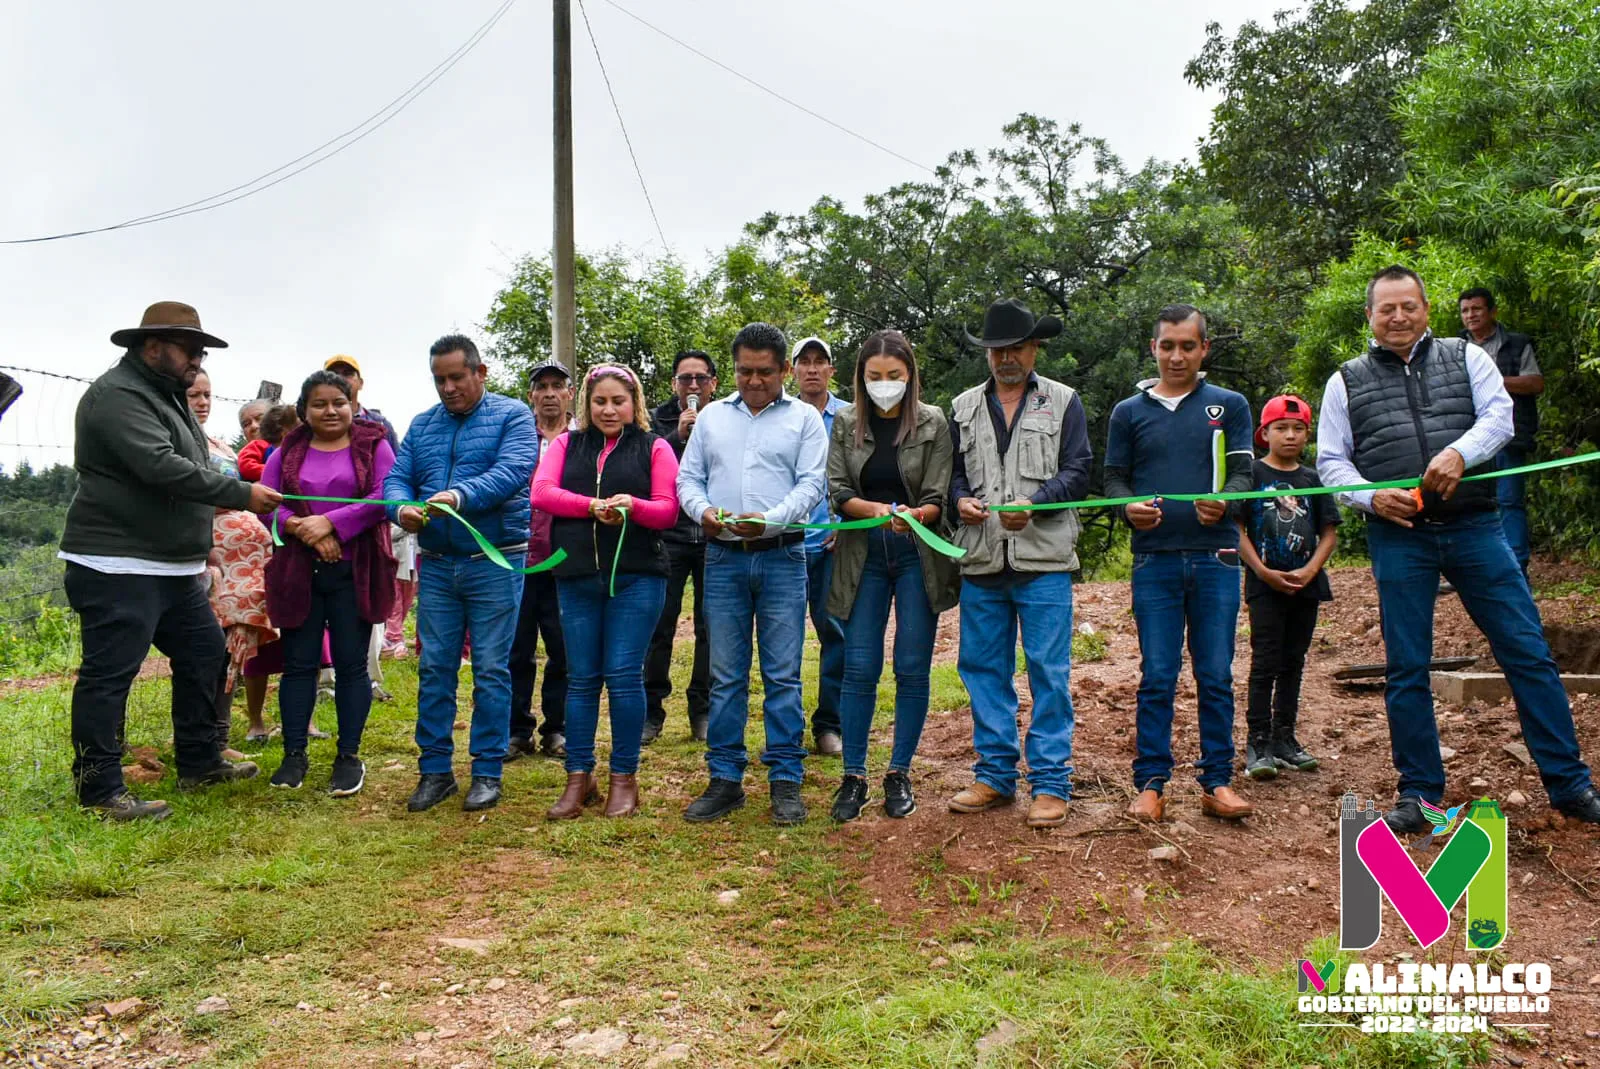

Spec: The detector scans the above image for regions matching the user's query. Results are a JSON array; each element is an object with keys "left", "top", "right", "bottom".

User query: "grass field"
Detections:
[{"left": 0, "top": 635, "right": 1489, "bottom": 1067}]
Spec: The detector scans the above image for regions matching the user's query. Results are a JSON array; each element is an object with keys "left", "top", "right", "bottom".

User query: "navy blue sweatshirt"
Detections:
[{"left": 1103, "top": 379, "right": 1254, "bottom": 553}]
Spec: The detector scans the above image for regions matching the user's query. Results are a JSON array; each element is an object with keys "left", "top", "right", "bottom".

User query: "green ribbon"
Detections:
[
  {"left": 273, "top": 494, "right": 567, "bottom": 575},
  {"left": 985, "top": 449, "right": 1600, "bottom": 513},
  {"left": 712, "top": 507, "right": 969, "bottom": 559}
]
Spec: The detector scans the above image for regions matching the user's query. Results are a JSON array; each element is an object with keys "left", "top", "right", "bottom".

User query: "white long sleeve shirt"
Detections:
[{"left": 1316, "top": 333, "right": 1514, "bottom": 513}]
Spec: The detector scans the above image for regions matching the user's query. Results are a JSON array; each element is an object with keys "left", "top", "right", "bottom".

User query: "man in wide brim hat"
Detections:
[
  {"left": 109, "top": 300, "right": 230, "bottom": 351},
  {"left": 964, "top": 297, "right": 1063, "bottom": 350},
  {"left": 59, "top": 301, "right": 280, "bottom": 823},
  {"left": 946, "top": 295, "right": 1093, "bottom": 830}
]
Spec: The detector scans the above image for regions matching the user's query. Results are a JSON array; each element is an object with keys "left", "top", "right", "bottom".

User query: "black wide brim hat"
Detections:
[{"left": 964, "top": 297, "right": 1062, "bottom": 349}]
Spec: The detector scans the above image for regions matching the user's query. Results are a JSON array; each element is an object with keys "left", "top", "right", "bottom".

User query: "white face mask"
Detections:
[{"left": 865, "top": 379, "right": 907, "bottom": 411}]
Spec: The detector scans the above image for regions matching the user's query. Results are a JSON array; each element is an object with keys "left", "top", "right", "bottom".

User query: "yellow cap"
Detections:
[{"left": 324, "top": 354, "right": 361, "bottom": 375}]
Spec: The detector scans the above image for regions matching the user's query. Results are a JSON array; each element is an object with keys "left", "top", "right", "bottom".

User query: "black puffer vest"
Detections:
[
  {"left": 1339, "top": 335, "right": 1495, "bottom": 521},
  {"left": 550, "top": 425, "right": 668, "bottom": 581},
  {"left": 1462, "top": 329, "right": 1537, "bottom": 453}
]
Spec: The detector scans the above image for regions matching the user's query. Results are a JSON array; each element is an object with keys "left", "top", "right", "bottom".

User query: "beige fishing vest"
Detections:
[{"left": 949, "top": 375, "right": 1081, "bottom": 575}]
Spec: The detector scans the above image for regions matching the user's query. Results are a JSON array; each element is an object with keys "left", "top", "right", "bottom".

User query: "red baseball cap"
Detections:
[{"left": 1256, "top": 394, "right": 1313, "bottom": 447}]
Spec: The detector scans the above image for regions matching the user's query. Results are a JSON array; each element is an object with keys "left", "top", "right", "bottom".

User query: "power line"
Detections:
[
  {"left": 600, "top": 0, "right": 934, "bottom": 175},
  {"left": 577, "top": 0, "right": 668, "bottom": 249},
  {"left": 0, "top": 0, "right": 519, "bottom": 245}
]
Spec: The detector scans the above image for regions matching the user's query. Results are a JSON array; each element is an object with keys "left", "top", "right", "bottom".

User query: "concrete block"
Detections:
[{"left": 1431, "top": 672, "right": 1600, "bottom": 705}]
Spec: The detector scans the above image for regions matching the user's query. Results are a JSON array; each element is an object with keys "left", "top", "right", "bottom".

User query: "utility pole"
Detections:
[{"left": 552, "top": 0, "right": 577, "bottom": 376}]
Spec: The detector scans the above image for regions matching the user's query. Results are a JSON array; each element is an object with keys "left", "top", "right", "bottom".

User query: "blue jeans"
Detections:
[
  {"left": 415, "top": 555, "right": 522, "bottom": 778},
  {"left": 956, "top": 571, "right": 1076, "bottom": 799},
  {"left": 839, "top": 530, "right": 937, "bottom": 778},
  {"left": 806, "top": 546, "right": 845, "bottom": 736},
  {"left": 280, "top": 560, "right": 372, "bottom": 755},
  {"left": 1130, "top": 551, "right": 1241, "bottom": 793},
  {"left": 556, "top": 573, "right": 666, "bottom": 776},
  {"left": 1494, "top": 446, "right": 1530, "bottom": 573},
  {"left": 1367, "top": 512, "right": 1590, "bottom": 806},
  {"left": 703, "top": 541, "right": 809, "bottom": 784}
]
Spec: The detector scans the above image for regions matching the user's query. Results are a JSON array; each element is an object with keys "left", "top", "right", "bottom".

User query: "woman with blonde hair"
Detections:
[{"left": 531, "top": 364, "right": 680, "bottom": 818}]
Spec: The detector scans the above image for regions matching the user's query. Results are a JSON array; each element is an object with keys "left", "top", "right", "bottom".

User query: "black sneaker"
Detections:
[
  {"left": 541, "top": 733, "right": 567, "bottom": 759},
  {"left": 1383, "top": 796, "right": 1433, "bottom": 836},
  {"left": 1244, "top": 736, "right": 1277, "bottom": 780},
  {"left": 770, "top": 781, "right": 807, "bottom": 825},
  {"left": 830, "top": 776, "right": 869, "bottom": 823},
  {"left": 1270, "top": 734, "right": 1320, "bottom": 772},
  {"left": 505, "top": 736, "right": 537, "bottom": 763},
  {"left": 689, "top": 714, "right": 708, "bottom": 743},
  {"left": 87, "top": 791, "right": 172, "bottom": 822},
  {"left": 684, "top": 778, "right": 746, "bottom": 823},
  {"left": 178, "top": 759, "right": 260, "bottom": 790},
  {"left": 270, "top": 749, "right": 309, "bottom": 790},
  {"left": 640, "top": 720, "right": 663, "bottom": 746},
  {"left": 329, "top": 754, "right": 365, "bottom": 797},
  {"left": 463, "top": 775, "right": 502, "bottom": 812},
  {"left": 883, "top": 771, "right": 917, "bottom": 819},
  {"left": 407, "top": 773, "right": 459, "bottom": 812}
]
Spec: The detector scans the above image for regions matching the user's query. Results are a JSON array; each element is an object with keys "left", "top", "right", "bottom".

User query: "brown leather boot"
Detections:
[
  {"left": 1201, "top": 785, "right": 1254, "bottom": 821},
  {"left": 948, "top": 782, "right": 1014, "bottom": 813},
  {"left": 604, "top": 773, "right": 639, "bottom": 818},
  {"left": 546, "top": 772, "right": 600, "bottom": 820},
  {"left": 1026, "top": 794, "right": 1069, "bottom": 828},
  {"left": 1126, "top": 788, "right": 1165, "bottom": 823}
]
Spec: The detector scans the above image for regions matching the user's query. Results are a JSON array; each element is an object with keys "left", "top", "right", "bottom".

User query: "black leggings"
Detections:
[{"left": 1245, "top": 591, "right": 1320, "bottom": 739}]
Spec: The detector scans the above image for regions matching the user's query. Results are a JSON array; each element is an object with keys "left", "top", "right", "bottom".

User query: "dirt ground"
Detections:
[
  {"left": 844, "top": 560, "right": 1600, "bottom": 1061},
  {"left": 12, "top": 563, "right": 1600, "bottom": 1066}
]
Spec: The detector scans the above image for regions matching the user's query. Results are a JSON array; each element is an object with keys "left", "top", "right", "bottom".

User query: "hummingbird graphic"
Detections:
[{"left": 1406, "top": 800, "right": 1462, "bottom": 849}]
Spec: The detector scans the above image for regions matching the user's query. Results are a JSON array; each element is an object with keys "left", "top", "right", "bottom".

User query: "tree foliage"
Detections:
[
  {"left": 1293, "top": 0, "right": 1600, "bottom": 555},
  {"left": 1185, "top": 0, "right": 1453, "bottom": 276}
]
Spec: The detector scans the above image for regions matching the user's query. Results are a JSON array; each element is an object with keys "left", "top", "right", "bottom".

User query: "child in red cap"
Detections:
[{"left": 1235, "top": 394, "right": 1339, "bottom": 780}]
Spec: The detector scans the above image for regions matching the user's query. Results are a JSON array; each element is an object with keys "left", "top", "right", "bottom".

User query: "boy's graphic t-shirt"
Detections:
[{"left": 1244, "top": 459, "right": 1338, "bottom": 601}]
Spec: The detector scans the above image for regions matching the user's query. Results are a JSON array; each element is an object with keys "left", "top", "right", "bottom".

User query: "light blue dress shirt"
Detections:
[
  {"left": 1317, "top": 332, "right": 1513, "bottom": 512},
  {"left": 804, "top": 393, "right": 848, "bottom": 551},
  {"left": 676, "top": 391, "right": 829, "bottom": 541}
]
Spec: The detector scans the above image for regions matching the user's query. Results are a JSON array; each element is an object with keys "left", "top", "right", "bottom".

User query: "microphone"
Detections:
[{"left": 686, "top": 394, "right": 699, "bottom": 413}]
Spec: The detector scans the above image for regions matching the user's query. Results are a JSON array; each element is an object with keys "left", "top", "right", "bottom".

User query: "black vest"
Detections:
[
  {"left": 1339, "top": 335, "right": 1496, "bottom": 520},
  {"left": 1460, "top": 328, "right": 1537, "bottom": 452},
  {"left": 550, "top": 425, "right": 668, "bottom": 581}
]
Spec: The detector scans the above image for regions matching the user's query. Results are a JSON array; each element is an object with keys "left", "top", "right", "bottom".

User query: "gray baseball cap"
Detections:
[{"left": 527, "top": 357, "right": 572, "bottom": 383}]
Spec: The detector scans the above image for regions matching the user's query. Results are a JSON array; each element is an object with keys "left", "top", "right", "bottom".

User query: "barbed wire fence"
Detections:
[{"left": 0, "top": 363, "right": 254, "bottom": 679}]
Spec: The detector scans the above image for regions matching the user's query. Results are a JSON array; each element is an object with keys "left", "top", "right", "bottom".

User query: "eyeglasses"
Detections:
[
  {"left": 675, "top": 373, "right": 713, "bottom": 385},
  {"left": 161, "top": 336, "right": 206, "bottom": 360}
]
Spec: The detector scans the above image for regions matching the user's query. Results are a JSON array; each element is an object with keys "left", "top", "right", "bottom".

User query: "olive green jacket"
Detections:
[
  {"left": 61, "top": 354, "right": 253, "bottom": 562},
  {"left": 825, "top": 401, "right": 960, "bottom": 619}
]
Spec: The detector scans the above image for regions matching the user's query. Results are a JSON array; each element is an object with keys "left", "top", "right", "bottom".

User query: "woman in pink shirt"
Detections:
[
  {"left": 532, "top": 365, "right": 679, "bottom": 818},
  {"left": 262, "top": 371, "right": 397, "bottom": 797}
]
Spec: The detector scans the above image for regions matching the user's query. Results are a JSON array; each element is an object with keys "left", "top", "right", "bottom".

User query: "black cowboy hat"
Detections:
[
  {"left": 964, "top": 298, "right": 1062, "bottom": 349},
  {"left": 110, "top": 301, "right": 229, "bottom": 350}
]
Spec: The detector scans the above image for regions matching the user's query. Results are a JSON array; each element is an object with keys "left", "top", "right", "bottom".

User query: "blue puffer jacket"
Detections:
[{"left": 384, "top": 392, "right": 537, "bottom": 558}]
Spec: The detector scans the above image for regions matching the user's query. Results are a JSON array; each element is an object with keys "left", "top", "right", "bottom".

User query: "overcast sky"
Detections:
[{"left": 0, "top": 0, "right": 1289, "bottom": 467}]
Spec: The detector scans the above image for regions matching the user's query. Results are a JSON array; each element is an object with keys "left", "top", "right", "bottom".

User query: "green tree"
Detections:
[
  {"left": 483, "top": 249, "right": 715, "bottom": 398},
  {"left": 1185, "top": 0, "right": 1454, "bottom": 275}
]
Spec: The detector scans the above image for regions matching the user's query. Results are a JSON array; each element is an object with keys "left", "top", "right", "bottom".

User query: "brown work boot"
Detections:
[
  {"left": 1201, "top": 785, "right": 1254, "bottom": 821},
  {"left": 546, "top": 772, "right": 600, "bottom": 820},
  {"left": 604, "top": 773, "right": 639, "bottom": 818},
  {"left": 948, "top": 782, "right": 1014, "bottom": 813},
  {"left": 1026, "top": 794, "right": 1069, "bottom": 828},
  {"left": 1126, "top": 788, "right": 1165, "bottom": 823}
]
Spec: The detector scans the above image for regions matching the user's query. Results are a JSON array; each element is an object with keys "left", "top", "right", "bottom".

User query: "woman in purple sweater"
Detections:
[{"left": 262, "top": 371, "right": 397, "bottom": 796}]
